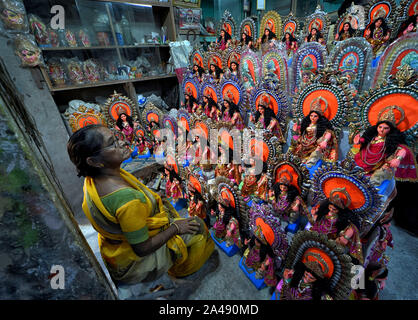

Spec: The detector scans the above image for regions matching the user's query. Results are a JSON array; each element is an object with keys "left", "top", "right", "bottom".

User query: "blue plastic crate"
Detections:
[
  {"left": 238, "top": 256, "right": 267, "bottom": 290},
  {"left": 210, "top": 230, "right": 239, "bottom": 257},
  {"left": 271, "top": 291, "right": 280, "bottom": 300},
  {"left": 170, "top": 198, "right": 187, "bottom": 211}
]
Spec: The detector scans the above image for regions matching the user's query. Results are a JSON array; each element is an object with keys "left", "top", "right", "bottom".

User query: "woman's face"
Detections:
[
  {"left": 203, "top": 96, "right": 208, "bottom": 104},
  {"left": 280, "top": 184, "right": 288, "bottom": 192},
  {"left": 221, "top": 30, "right": 225, "bottom": 37},
  {"left": 311, "top": 28, "right": 317, "bottom": 35},
  {"left": 93, "top": 127, "right": 130, "bottom": 166},
  {"left": 343, "top": 23, "right": 350, "bottom": 31},
  {"left": 258, "top": 105, "right": 265, "bottom": 114},
  {"left": 310, "top": 112, "right": 319, "bottom": 124},
  {"left": 264, "top": 29, "right": 270, "bottom": 36},
  {"left": 375, "top": 19, "right": 382, "bottom": 27},
  {"left": 328, "top": 204, "right": 339, "bottom": 215},
  {"left": 193, "top": 65, "right": 198, "bottom": 71},
  {"left": 303, "top": 74, "right": 309, "bottom": 83},
  {"left": 121, "top": 114, "right": 127, "bottom": 122},
  {"left": 242, "top": 33, "right": 246, "bottom": 40},
  {"left": 218, "top": 203, "right": 225, "bottom": 214},
  {"left": 223, "top": 100, "right": 230, "bottom": 108},
  {"left": 210, "top": 64, "right": 215, "bottom": 72},
  {"left": 377, "top": 123, "right": 391, "bottom": 137},
  {"left": 303, "top": 271, "right": 317, "bottom": 284},
  {"left": 231, "top": 62, "right": 237, "bottom": 71}
]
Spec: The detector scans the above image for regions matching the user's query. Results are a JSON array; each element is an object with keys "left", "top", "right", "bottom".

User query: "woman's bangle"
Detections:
[
  {"left": 171, "top": 222, "right": 180, "bottom": 234},
  {"left": 396, "top": 155, "right": 403, "bottom": 161}
]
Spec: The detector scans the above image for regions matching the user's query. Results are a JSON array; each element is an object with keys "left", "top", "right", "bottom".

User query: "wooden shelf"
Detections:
[
  {"left": 100, "top": 0, "right": 172, "bottom": 8},
  {"left": 49, "top": 73, "right": 177, "bottom": 92},
  {"left": 41, "top": 44, "right": 170, "bottom": 51}
]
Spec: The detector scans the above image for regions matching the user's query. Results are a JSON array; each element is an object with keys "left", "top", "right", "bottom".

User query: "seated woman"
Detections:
[
  {"left": 364, "top": 17, "right": 391, "bottom": 55},
  {"left": 180, "top": 88, "right": 198, "bottom": 113},
  {"left": 216, "top": 28, "right": 232, "bottom": 51},
  {"left": 115, "top": 113, "right": 137, "bottom": 143},
  {"left": 249, "top": 96, "right": 285, "bottom": 143},
  {"left": 305, "top": 28, "right": 325, "bottom": 45},
  {"left": 211, "top": 198, "right": 242, "bottom": 248},
  {"left": 244, "top": 226, "right": 278, "bottom": 288},
  {"left": 209, "top": 62, "right": 224, "bottom": 82},
  {"left": 202, "top": 94, "right": 220, "bottom": 121},
  {"left": 335, "top": 22, "right": 355, "bottom": 41},
  {"left": 240, "top": 31, "right": 253, "bottom": 50},
  {"left": 309, "top": 193, "right": 363, "bottom": 265},
  {"left": 352, "top": 111, "right": 417, "bottom": 187},
  {"left": 282, "top": 32, "right": 298, "bottom": 56},
  {"left": 256, "top": 27, "right": 277, "bottom": 54},
  {"left": 289, "top": 103, "right": 338, "bottom": 167},
  {"left": 271, "top": 177, "right": 308, "bottom": 224},
  {"left": 221, "top": 92, "right": 244, "bottom": 130},
  {"left": 164, "top": 165, "right": 184, "bottom": 207},
  {"left": 67, "top": 125, "right": 214, "bottom": 284}
]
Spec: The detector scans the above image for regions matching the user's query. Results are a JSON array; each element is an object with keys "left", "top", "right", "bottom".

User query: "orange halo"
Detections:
[
  {"left": 185, "top": 82, "right": 198, "bottom": 99},
  {"left": 110, "top": 102, "right": 132, "bottom": 121},
  {"left": 249, "top": 139, "right": 269, "bottom": 163},
  {"left": 367, "top": 93, "right": 418, "bottom": 133},
  {"left": 179, "top": 117, "right": 190, "bottom": 132},
  {"left": 220, "top": 130, "right": 234, "bottom": 151},
  {"left": 309, "top": 18, "right": 324, "bottom": 32},
  {"left": 222, "top": 83, "right": 240, "bottom": 105},
  {"left": 284, "top": 21, "right": 296, "bottom": 35},
  {"left": 256, "top": 92, "right": 279, "bottom": 115},
  {"left": 255, "top": 217, "right": 274, "bottom": 246},
  {"left": 204, "top": 87, "right": 218, "bottom": 104},
  {"left": 275, "top": 164, "right": 301, "bottom": 193},
  {"left": 302, "top": 248, "right": 334, "bottom": 279},
  {"left": 194, "top": 121, "right": 209, "bottom": 140},
  {"left": 322, "top": 177, "right": 365, "bottom": 211},
  {"left": 189, "top": 174, "right": 202, "bottom": 194},
  {"left": 147, "top": 112, "right": 160, "bottom": 124},
  {"left": 408, "top": 0, "right": 418, "bottom": 16},
  {"left": 390, "top": 49, "right": 418, "bottom": 76},
  {"left": 220, "top": 187, "right": 236, "bottom": 208},
  {"left": 208, "top": 55, "right": 223, "bottom": 70},
  {"left": 166, "top": 154, "right": 178, "bottom": 174},
  {"left": 243, "top": 24, "right": 252, "bottom": 37},
  {"left": 370, "top": 3, "right": 390, "bottom": 22},
  {"left": 302, "top": 89, "right": 338, "bottom": 122}
]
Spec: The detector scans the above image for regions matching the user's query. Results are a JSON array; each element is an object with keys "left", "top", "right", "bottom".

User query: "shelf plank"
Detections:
[
  {"left": 41, "top": 44, "right": 170, "bottom": 51},
  {"left": 99, "top": 0, "right": 172, "bottom": 8},
  {"left": 49, "top": 74, "right": 177, "bottom": 92}
]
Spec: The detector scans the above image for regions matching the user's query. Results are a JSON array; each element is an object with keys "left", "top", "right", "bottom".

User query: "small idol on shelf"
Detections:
[
  {"left": 115, "top": 112, "right": 137, "bottom": 143},
  {"left": 304, "top": 27, "right": 325, "bottom": 45},
  {"left": 47, "top": 59, "right": 66, "bottom": 86},
  {"left": 0, "top": 0, "right": 27, "bottom": 32},
  {"left": 364, "top": 17, "right": 391, "bottom": 55},
  {"left": 352, "top": 108, "right": 416, "bottom": 186},
  {"left": 271, "top": 177, "right": 308, "bottom": 225},
  {"left": 249, "top": 93, "right": 285, "bottom": 143},
  {"left": 221, "top": 90, "right": 244, "bottom": 130},
  {"left": 240, "top": 158, "right": 258, "bottom": 199},
  {"left": 334, "top": 22, "right": 355, "bottom": 41},
  {"left": 48, "top": 28, "right": 59, "bottom": 47},
  {"left": 28, "top": 14, "right": 49, "bottom": 46},
  {"left": 282, "top": 32, "right": 298, "bottom": 56},
  {"left": 164, "top": 164, "right": 184, "bottom": 207},
  {"left": 14, "top": 35, "right": 43, "bottom": 68},
  {"left": 289, "top": 100, "right": 338, "bottom": 166},
  {"left": 343, "top": 71, "right": 358, "bottom": 98},
  {"left": 66, "top": 59, "right": 85, "bottom": 84},
  {"left": 78, "top": 29, "right": 91, "bottom": 47},
  {"left": 244, "top": 225, "right": 278, "bottom": 289},
  {"left": 187, "top": 179, "right": 210, "bottom": 228},
  {"left": 211, "top": 197, "right": 242, "bottom": 248},
  {"left": 240, "top": 30, "right": 253, "bottom": 49},
  {"left": 216, "top": 28, "right": 232, "bottom": 51},
  {"left": 181, "top": 86, "right": 198, "bottom": 113},
  {"left": 64, "top": 29, "right": 77, "bottom": 47},
  {"left": 209, "top": 58, "right": 224, "bottom": 82},
  {"left": 83, "top": 59, "right": 101, "bottom": 83},
  {"left": 309, "top": 190, "right": 363, "bottom": 264},
  {"left": 257, "top": 27, "right": 277, "bottom": 54}
]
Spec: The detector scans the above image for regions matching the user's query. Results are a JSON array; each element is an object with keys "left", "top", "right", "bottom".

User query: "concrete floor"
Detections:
[{"left": 78, "top": 215, "right": 418, "bottom": 300}]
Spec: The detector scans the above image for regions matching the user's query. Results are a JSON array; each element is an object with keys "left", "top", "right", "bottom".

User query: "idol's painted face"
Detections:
[
  {"left": 303, "top": 271, "right": 317, "bottom": 284},
  {"left": 375, "top": 19, "right": 382, "bottom": 27},
  {"left": 310, "top": 112, "right": 319, "bottom": 124},
  {"left": 311, "top": 28, "right": 317, "bottom": 35},
  {"left": 280, "top": 184, "right": 288, "bottom": 192},
  {"left": 121, "top": 114, "right": 127, "bottom": 121},
  {"left": 377, "top": 123, "right": 391, "bottom": 137},
  {"left": 343, "top": 23, "right": 350, "bottom": 31},
  {"left": 328, "top": 204, "right": 339, "bottom": 215},
  {"left": 218, "top": 203, "right": 225, "bottom": 213}
]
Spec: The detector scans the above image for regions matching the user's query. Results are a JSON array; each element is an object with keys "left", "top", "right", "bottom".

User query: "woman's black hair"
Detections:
[
  {"left": 261, "top": 28, "right": 276, "bottom": 42},
  {"left": 67, "top": 124, "right": 106, "bottom": 178},
  {"left": 229, "top": 61, "right": 240, "bottom": 73},
  {"left": 222, "top": 99, "right": 241, "bottom": 119},
  {"left": 300, "top": 111, "right": 334, "bottom": 139},
  {"left": 338, "top": 22, "right": 355, "bottom": 38},
  {"left": 116, "top": 113, "right": 134, "bottom": 131},
  {"left": 185, "top": 93, "right": 198, "bottom": 110},
  {"left": 254, "top": 105, "right": 277, "bottom": 129},
  {"left": 210, "top": 64, "right": 223, "bottom": 79},
  {"left": 193, "top": 64, "right": 205, "bottom": 78},
  {"left": 307, "top": 28, "right": 323, "bottom": 42},
  {"left": 315, "top": 199, "right": 361, "bottom": 234},
  {"left": 368, "top": 17, "right": 390, "bottom": 37},
  {"left": 248, "top": 235, "right": 275, "bottom": 262},
  {"left": 360, "top": 120, "right": 406, "bottom": 157},
  {"left": 289, "top": 260, "right": 331, "bottom": 300},
  {"left": 272, "top": 182, "right": 300, "bottom": 205},
  {"left": 204, "top": 95, "right": 218, "bottom": 112},
  {"left": 241, "top": 32, "right": 253, "bottom": 45},
  {"left": 218, "top": 28, "right": 232, "bottom": 43},
  {"left": 167, "top": 167, "right": 182, "bottom": 184},
  {"left": 282, "top": 32, "right": 298, "bottom": 43}
]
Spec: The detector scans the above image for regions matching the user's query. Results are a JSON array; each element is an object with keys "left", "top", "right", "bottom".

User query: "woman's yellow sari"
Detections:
[{"left": 82, "top": 169, "right": 214, "bottom": 284}]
